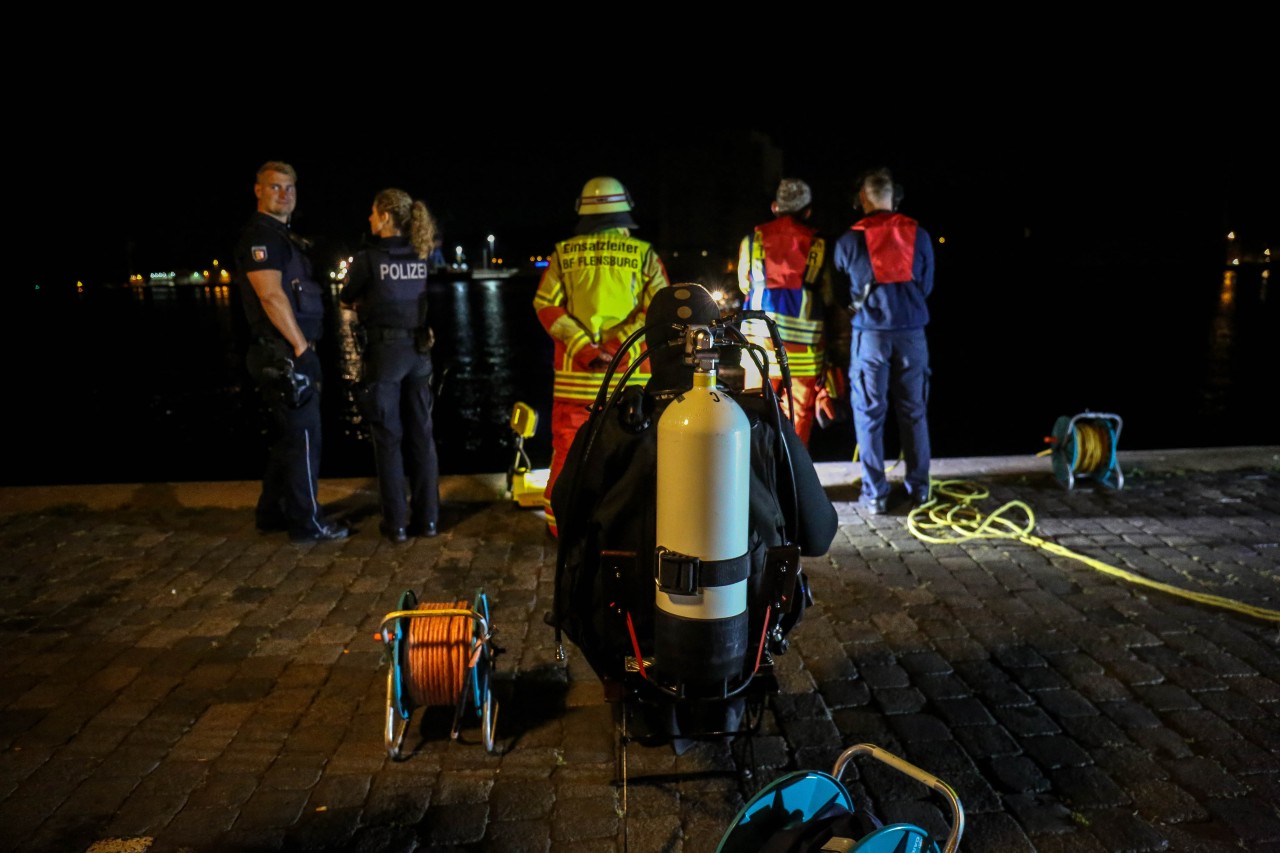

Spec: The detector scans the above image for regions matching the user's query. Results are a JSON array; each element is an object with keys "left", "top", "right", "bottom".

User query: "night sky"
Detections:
[{"left": 27, "top": 99, "right": 1275, "bottom": 291}]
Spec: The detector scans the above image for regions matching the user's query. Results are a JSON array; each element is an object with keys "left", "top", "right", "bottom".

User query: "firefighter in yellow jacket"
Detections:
[
  {"left": 737, "top": 177, "right": 842, "bottom": 447},
  {"left": 533, "top": 176, "right": 671, "bottom": 537}
]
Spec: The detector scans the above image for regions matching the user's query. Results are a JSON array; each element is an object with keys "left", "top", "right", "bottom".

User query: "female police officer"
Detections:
[{"left": 340, "top": 188, "right": 441, "bottom": 543}]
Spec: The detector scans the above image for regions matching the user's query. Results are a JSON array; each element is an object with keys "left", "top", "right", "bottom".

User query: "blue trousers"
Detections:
[
  {"left": 247, "top": 341, "right": 327, "bottom": 535},
  {"left": 848, "top": 329, "right": 931, "bottom": 501},
  {"left": 357, "top": 340, "right": 440, "bottom": 530}
]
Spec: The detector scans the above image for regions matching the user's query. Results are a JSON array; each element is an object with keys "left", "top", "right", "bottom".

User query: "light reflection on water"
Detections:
[
  {"left": 330, "top": 273, "right": 554, "bottom": 479},
  {"left": 1, "top": 262, "right": 1273, "bottom": 487}
]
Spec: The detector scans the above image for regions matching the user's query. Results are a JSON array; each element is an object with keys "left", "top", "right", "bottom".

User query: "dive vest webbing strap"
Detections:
[
  {"left": 654, "top": 549, "right": 750, "bottom": 595},
  {"left": 601, "top": 550, "right": 635, "bottom": 630},
  {"left": 763, "top": 544, "right": 802, "bottom": 613},
  {"left": 601, "top": 550, "right": 648, "bottom": 681}
]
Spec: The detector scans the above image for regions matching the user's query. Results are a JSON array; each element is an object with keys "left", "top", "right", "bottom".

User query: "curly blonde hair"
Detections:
[{"left": 374, "top": 188, "right": 438, "bottom": 260}]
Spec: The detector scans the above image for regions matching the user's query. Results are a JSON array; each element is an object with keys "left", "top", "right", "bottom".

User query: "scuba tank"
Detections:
[{"left": 653, "top": 328, "right": 751, "bottom": 688}]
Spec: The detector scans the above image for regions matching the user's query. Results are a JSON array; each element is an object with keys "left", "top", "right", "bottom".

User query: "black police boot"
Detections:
[
  {"left": 289, "top": 522, "right": 350, "bottom": 543},
  {"left": 407, "top": 521, "right": 438, "bottom": 538},
  {"left": 256, "top": 514, "right": 289, "bottom": 533},
  {"left": 380, "top": 523, "right": 409, "bottom": 544}
]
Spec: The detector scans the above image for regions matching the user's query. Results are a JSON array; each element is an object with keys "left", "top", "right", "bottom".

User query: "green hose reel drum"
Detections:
[{"left": 1049, "top": 411, "right": 1124, "bottom": 491}]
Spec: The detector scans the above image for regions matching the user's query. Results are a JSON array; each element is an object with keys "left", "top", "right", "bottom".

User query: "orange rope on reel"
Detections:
[{"left": 404, "top": 600, "right": 472, "bottom": 708}]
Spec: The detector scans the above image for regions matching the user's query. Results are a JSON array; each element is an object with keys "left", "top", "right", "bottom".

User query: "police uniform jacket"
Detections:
[
  {"left": 339, "top": 235, "right": 429, "bottom": 330},
  {"left": 234, "top": 212, "right": 325, "bottom": 342}
]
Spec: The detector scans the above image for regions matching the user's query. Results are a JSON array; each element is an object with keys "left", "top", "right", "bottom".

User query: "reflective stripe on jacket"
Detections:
[{"left": 737, "top": 217, "right": 828, "bottom": 378}]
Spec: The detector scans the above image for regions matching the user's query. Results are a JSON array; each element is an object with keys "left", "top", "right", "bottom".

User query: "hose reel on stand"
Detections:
[
  {"left": 375, "top": 588, "right": 501, "bottom": 758},
  {"left": 1046, "top": 411, "right": 1124, "bottom": 491}
]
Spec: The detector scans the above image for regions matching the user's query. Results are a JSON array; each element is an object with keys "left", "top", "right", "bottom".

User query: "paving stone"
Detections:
[
  {"left": 1129, "top": 725, "right": 1197, "bottom": 759},
  {"left": 1049, "top": 766, "right": 1130, "bottom": 808},
  {"left": 858, "top": 663, "right": 911, "bottom": 690},
  {"left": 871, "top": 687, "right": 926, "bottom": 715},
  {"left": 885, "top": 713, "right": 954, "bottom": 743},
  {"left": 1075, "top": 805, "right": 1171, "bottom": 851},
  {"left": 1195, "top": 688, "right": 1270, "bottom": 721},
  {"left": 1127, "top": 778, "right": 1209, "bottom": 823},
  {"left": 817, "top": 678, "right": 871, "bottom": 709},
  {"left": 898, "top": 650, "right": 953, "bottom": 675},
  {"left": 1131, "top": 682, "right": 1202, "bottom": 711},
  {"left": 236, "top": 786, "right": 311, "bottom": 829},
  {"left": 341, "top": 824, "right": 421, "bottom": 853},
  {"left": 306, "top": 772, "right": 373, "bottom": 811},
  {"left": 1020, "top": 735, "right": 1093, "bottom": 770},
  {"left": 1199, "top": 737, "right": 1280, "bottom": 776},
  {"left": 1096, "top": 699, "right": 1162, "bottom": 730},
  {"left": 1162, "top": 756, "right": 1251, "bottom": 798},
  {"left": 1236, "top": 719, "right": 1280, "bottom": 752},
  {"left": 993, "top": 646, "right": 1050, "bottom": 669},
  {"left": 156, "top": 803, "right": 242, "bottom": 847},
  {"left": 912, "top": 672, "right": 971, "bottom": 701},
  {"left": 1095, "top": 745, "right": 1167, "bottom": 783},
  {"left": 1035, "top": 688, "right": 1100, "bottom": 719},
  {"left": 419, "top": 800, "right": 490, "bottom": 845},
  {"left": 1152, "top": 822, "right": 1249, "bottom": 852},
  {"left": 977, "top": 682, "right": 1037, "bottom": 708},
  {"left": 957, "top": 809, "right": 1037, "bottom": 851},
  {"left": 1163, "top": 708, "right": 1245, "bottom": 743},
  {"left": 1106, "top": 657, "right": 1169, "bottom": 687},
  {"left": 1002, "top": 791, "right": 1077, "bottom": 835},
  {"left": 989, "top": 755, "right": 1051, "bottom": 794},
  {"left": 954, "top": 725, "right": 1021, "bottom": 758},
  {"left": 1188, "top": 651, "right": 1259, "bottom": 678},
  {"left": 1164, "top": 663, "right": 1232, "bottom": 693},
  {"left": 933, "top": 696, "right": 997, "bottom": 727},
  {"left": 993, "top": 705, "right": 1061, "bottom": 737}
]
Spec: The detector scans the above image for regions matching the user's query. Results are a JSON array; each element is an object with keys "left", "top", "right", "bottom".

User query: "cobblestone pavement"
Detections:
[{"left": 1, "top": 448, "right": 1278, "bottom": 853}]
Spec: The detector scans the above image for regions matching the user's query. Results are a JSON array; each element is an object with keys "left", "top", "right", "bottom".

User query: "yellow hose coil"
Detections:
[{"left": 907, "top": 480, "right": 1279, "bottom": 623}]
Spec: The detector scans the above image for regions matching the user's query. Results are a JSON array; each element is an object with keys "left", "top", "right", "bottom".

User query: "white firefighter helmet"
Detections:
[{"left": 576, "top": 176, "right": 634, "bottom": 215}]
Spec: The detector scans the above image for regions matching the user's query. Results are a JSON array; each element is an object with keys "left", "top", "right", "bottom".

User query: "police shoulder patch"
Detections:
[{"left": 252, "top": 246, "right": 268, "bottom": 262}]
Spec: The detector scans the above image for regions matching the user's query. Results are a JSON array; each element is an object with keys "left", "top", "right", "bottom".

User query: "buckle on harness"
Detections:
[{"left": 654, "top": 547, "right": 699, "bottom": 595}]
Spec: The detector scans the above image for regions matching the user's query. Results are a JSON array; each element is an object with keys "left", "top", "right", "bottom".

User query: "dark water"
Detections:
[{"left": 3, "top": 260, "right": 1274, "bottom": 488}]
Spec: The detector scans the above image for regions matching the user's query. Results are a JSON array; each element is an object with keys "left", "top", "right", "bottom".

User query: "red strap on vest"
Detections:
[
  {"left": 852, "top": 213, "right": 917, "bottom": 283},
  {"left": 759, "top": 218, "right": 817, "bottom": 289}
]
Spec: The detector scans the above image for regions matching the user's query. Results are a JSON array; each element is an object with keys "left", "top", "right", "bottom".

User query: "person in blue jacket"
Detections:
[
  {"left": 831, "top": 167, "right": 935, "bottom": 514},
  {"left": 340, "top": 188, "right": 441, "bottom": 542}
]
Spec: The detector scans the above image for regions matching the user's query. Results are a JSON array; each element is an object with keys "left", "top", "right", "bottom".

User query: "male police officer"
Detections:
[{"left": 235, "top": 160, "right": 349, "bottom": 542}]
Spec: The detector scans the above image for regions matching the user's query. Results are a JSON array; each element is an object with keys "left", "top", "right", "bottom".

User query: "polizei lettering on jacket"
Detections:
[
  {"left": 379, "top": 261, "right": 430, "bottom": 280},
  {"left": 558, "top": 238, "right": 641, "bottom": 270}
]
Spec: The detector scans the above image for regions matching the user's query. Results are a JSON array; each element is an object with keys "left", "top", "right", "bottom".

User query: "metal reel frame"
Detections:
[
  {"left": 378, "top": 589, "right": 500, "bottom": 760},
  {"left": 1050, "top": 411, "right": 1124, "bottom": 491}
]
